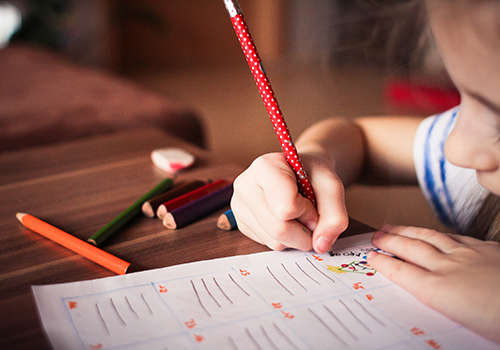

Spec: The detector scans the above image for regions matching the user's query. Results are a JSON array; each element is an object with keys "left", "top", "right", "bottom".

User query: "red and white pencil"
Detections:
[{"left": 223, "top": 0, "right": 316, "bottom": 205}]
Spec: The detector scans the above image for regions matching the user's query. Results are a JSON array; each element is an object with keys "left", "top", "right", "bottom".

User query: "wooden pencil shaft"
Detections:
[
  {"left": 217, "top": 209, "right": 237, "bottom": 231},
  {"left": 147, "top": 180, "right": 205, "bottom": 208},
  {"left": 164, "top": 184, "right": 233, "bottom": 229},
  {"left": 18, "top": 213, "right": 130, "bottom": 275},
  {"left": 157, "top": 179, "right": 229, "bottom": 219},
  {"left": 142, "top": 180, "right": 206, "bottom": 218},
  {"left": 88, "top": 178, "right": 174, "bottom": 246}
]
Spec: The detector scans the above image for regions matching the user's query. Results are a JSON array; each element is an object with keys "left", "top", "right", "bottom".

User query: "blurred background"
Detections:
[{"left": 0, "top": 0, "right": 459, "bottom": 231}]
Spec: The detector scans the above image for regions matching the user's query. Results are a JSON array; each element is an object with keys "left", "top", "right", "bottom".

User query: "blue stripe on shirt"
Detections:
[
  {"left": 423, "top": 109, "right": 458, "bottom": 228},
  {"left": 439, "top": 109, "right": 458, "bottom": 225}
]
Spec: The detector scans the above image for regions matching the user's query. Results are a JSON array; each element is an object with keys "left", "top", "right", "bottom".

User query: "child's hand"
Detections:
[
  {"left": 368, "top": 225, "right": 500, "bottom": 343},
  {"left": 231, "top": 152, "right": 348, "bottom": 254}
]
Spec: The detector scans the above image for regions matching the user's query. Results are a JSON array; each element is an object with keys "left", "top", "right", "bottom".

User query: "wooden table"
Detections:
[{"left": 0, "top": 129, "right": 372, "bottom": 349}]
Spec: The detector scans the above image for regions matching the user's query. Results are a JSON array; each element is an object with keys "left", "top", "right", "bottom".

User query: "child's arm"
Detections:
[
  {"left": 231, "top": 116, "right": 424, "bottom": 253},
  {"left": 296, "top": 116, "right": 423, "bottom": 186},
  {"left": 368, "top": 225, "right": 500, "bottom": 344}
]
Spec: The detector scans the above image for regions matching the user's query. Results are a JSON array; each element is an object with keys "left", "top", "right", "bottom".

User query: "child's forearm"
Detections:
[
  {"left": 296, "top": 118, "right": 365, "bottom": 187},
  {"left": 296, "top": 116, "right": 423, "bottom": 186}
]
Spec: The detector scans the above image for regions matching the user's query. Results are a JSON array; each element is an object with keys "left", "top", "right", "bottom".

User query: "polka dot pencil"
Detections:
[{"left": 223, "top": 0, "right": 316, "bottom": 205}]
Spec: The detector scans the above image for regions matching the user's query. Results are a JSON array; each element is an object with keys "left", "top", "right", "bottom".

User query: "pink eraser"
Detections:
[{"left": 151, "top": 148, "right": 195, "bottom": 173}]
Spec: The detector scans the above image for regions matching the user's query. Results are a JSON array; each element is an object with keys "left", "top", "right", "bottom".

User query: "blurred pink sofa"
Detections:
[{"left": 0, "top": 44, "right": 205, "bottom": 153}]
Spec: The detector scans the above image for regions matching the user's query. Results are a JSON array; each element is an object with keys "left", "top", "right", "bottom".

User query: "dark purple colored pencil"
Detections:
[
  {"left": 163, "top": 184, "right": 233, "bottom": 229},
  {"left": 141, "top": 179, "right": 207, "bottom": 218}
]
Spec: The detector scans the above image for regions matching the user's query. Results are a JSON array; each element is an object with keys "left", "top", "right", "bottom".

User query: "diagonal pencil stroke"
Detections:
[
  {"left": 191, "top": 280, "right": 212, "bottom": 317},
  {"left": 229, "top": 273, "right": 251, "bottom": 296},
  {"left": 339, "top": 299, "right": 371, "bottom": 333},
  {"left": 306, "top": 257, "right": 336, "bottom": 283},
  {"left": 214, "top": 277, "right": 233, "bottom": 304},
  {"left": 273, "top": 322, "right": 300, "bottom": 350},
  {"left": 308, "top": 308, "right": 348, "bottom": 347},
  {"left": 353, "top": 299, "right": 386, "bottom": 326},
  {"left": 267, "top": 266, "right": 294, "bottom": 296},
  {"left": 295, "top": 261, "right": 320, "bottom": 285},
  {"left": 281, "top": 263, "right": 307, "bottom": 291},
  {"left": 323, "top": 304, "right": 358, "bottom": 341},
  {"left": 141, "top": 293, "right": 153, "bottom": 314},
  {"left": 110, "top": 298, "right": 126, "bottom": 325},
  {"left": 95, "top": 302, "right": 110, "bottom": 334},
  {"left": 245, "top": 327, "right": 263, "bottom": 350},
  {"left": 125, "top": 296, "right": 139, "bottom": 319},
  {"left": 260, "top": 324, "right": 279, "bottom": 350},
  {"left": 202, "top": 278, "right": 221, "bottom": 308},
  {"left": 228, "top": 336, "right": 239, "bottom": 350}
]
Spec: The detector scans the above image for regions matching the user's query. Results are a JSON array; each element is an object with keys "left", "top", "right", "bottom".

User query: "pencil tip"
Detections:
[
  {"left": 217, "top": 215, "right": 230, "bottom": 230},
  {"left": 16, "top": 212, "right": 27, "bottom": 222},
  {"left": 163, "top": 214, "right": 177, "bottom": 230},
  {"left": 141, "top": 202, "right": 155, "bottom": 218}
]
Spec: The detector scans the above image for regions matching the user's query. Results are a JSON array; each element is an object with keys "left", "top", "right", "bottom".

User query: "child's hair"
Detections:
[
  {"left": 332, "top": 0, "right": 439, "bottom": 75},
  {"left": 338, "top": 0, "right": 500, "bottom": 242},
  {"left": 465, "top": 194, "right": 500, "bottom": 242}
]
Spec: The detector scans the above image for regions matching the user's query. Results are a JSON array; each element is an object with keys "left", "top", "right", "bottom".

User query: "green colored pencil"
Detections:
[{"left": 88, "top": 178, "right": 174, "bottom": 246}]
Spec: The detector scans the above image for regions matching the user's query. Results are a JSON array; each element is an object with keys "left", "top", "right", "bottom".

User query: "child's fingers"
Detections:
[
  {"left": 245, "top": 154, "right": 319, "bottom": 250},
  {"left": 371, "top": 230, "right": 447, "bottom": 271},
  {"left": 260, "top": 220, "right": 313, "bottom": 251},
  {"left": 231, "top": 191, "right": 313, "bottom": 251},
  {"left": 232, "top": 151, "right": 346, "bottom": 253},
  {"left": 236, "top": 153, "right": 314, "bottom": 223},
  {"left": 230, "top": 187, "right": 271, "bottom": 247},
  {"left": 236, "top": 218, "right": 287, "bottom": 251},
  {"left": 367, "top": 251, "right": 434, "bottom": 304},
  {"left": 250, "top": 193, "right": 314, "bottom": 252},
  {"left": 380, "top": 224, "right": 461, "bottom": 253},
  {"left": 256, "top": 154, "right": 316, "bottom": 222},
  {"left": 309, "top": 168, "right": 349, "bottom": 254},
  {"left": 448, "top": 233, "right": 483, "bottom": 246}
]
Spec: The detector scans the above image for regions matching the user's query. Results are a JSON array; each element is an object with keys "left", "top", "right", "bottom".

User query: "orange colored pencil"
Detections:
[{"left": 16, "top": 213, "right": 130, "bottom": 275}]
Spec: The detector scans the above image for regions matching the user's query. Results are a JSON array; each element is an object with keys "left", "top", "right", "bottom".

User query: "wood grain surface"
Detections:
[{"left": 0, "top": 129, "right": 373, "bottom": 349}]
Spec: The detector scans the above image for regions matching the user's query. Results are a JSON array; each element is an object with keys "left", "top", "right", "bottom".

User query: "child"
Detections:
[{"left": 230, "top": 0, "right": 500, "bottom": 343}]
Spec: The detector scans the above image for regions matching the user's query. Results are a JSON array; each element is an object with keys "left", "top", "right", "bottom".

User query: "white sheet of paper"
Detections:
[{"left": 32, "top": 233, "right": 499, "bottom": 350}]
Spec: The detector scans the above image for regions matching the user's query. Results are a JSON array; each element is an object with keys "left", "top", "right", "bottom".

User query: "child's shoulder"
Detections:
[
  {"left": 415, "top": 106, "right": 460, "bottom": 150},
  {"left": 420, "top": 106, "right": 459, "bottom": 134}
]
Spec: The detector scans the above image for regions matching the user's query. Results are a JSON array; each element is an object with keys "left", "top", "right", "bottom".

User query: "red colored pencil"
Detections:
[
  {"left": 141, "top": 179, "right": 207, "bottom": 218},
  {"left": 223, "top": 0, "right": 316, "bottom": 205},
  {"left": 156, "top": 179, "right": 230, "bottom": 219}
]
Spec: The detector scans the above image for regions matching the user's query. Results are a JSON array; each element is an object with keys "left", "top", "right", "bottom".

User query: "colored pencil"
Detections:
[
  {"left": 88, "top": 177, "right": 174, "bottom": 246},
  {"left": 17, "top": 213, "right": 130, "bottom": 275},
  {"left": 217, "top": 209, "right": 237, "bottom": 231},
  {"left": 223, "top": 0, "right": 316, "bottom": 205},
  {"left": 156, "top": 179, "right": 230, "bottom": 220},
  {"left": 141, "top": 179, "right": 206, "bottom": 218},
  {"left": 163, "top": 184, "right": 233, "bottom": 229}
]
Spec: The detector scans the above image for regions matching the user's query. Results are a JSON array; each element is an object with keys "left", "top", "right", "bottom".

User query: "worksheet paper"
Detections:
[{"left": 32, "top": 233, "right": 499, "bottom": 350}]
